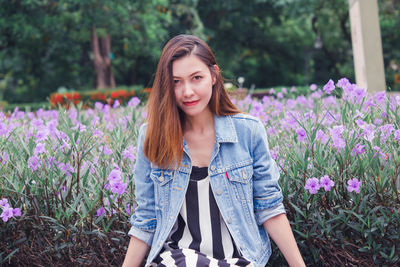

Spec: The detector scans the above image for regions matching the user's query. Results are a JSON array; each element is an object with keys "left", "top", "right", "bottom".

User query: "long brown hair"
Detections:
[{"left": 144, "top": 34, "right": 241, "bottom": 169}]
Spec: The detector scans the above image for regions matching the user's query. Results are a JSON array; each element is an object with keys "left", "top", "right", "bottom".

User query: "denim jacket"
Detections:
[{"left": 128, "top": 113, "right": 285, "bottom": 267}]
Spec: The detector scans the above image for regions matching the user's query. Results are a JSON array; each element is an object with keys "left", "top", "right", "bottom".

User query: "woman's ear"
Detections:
[{"left": 212, "top": 65, "right": 220, "bottom": 85}]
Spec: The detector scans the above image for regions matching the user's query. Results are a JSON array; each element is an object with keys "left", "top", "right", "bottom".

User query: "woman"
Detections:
[{"left": 123, "top": 35, "right": 305, "bottom": 267}]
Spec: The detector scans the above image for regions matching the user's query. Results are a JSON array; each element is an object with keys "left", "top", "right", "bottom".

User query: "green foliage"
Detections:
[
  {"left": 0, "top": 0, "right": 399, "bottom": 100},
  {"left": 0, "top": 0, "right": 171, "bottom": 103}
]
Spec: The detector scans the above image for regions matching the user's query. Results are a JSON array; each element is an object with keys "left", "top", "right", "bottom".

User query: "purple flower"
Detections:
[
  {"left": 310, "top": 84, "right": 317, "bottom": 91},
  {"left": 96, "top": 207, "right": 106, "bottom": 217},
  {"left": 0, "top": 206, "right": 14, "bottom": 222},
  {"left": 0, "top": 198, "right": 9, "bottom": 208},
  {"left": 110, "top": 180, "right": 128, "bottom": 195},
  {"left": 355, "top": 119, "right": 366, "bottom": 128},
  {"left": 362, "top": 124, "right": 375, "bottom": 142},
  {"left": 304, "top": 177, "right": 320, "bottom": 194},
  {"left": 94, "top": 102, "right": 104, "bottom": 111},
  {"left": 112, "top": 99, "right": 120, "bottom": 109},
  {"left": 296, "top": 128, "right": 307, "bottom": 142},
  {"left": 353, "top": 87, "right": 366, "bottom": 103},
  {"left": 12, "top": 208, "right": 21, "bottom": 217},
  {"left": 337, "top": 78, "right": 350, "bottom": 88},
  {"left": 128, "top": 97, "right": 140, "bottom": 108},
  {"left": 28, "top": 156, "right": 40, "bottom": 171},
  {"left": 100, "top": 145, "right": 113, "bottom": 156},
  {"left": 379, "top": 124, "right": 394, "bottom": 142},
  {"left": 108, "top": 169, "right": 122, "bottom": 182},
  {"left": 34, "top": 143, "right": 46, "bottom": 155},
  {"left": 35, "top": 128, "right": 49, "bottom": 142},
  {"left": 320, "top": 175, "right": 335, "bottom": 191},
  {"left": 351, "top": 143, "right": 365, "bottom": 156},
  {"left": 262, "top": 95, "right": 270, "bottom": 104},
  {"left": 122, "top": 146, "right": 136, "bottom": 162},
  {"left": 277, "top": 92, "right": 284, "bottom": 99},
  {"left": 125, "top": 203, "right": 132, "bottom": 215},
  {"left": 323, "top": 79, "right": 335, "bottom": 94},
  {"left": 374, "top": 91, "right": 386, "bottom": 105},
  {"left": 269, "top": 146, "right": 279, "bottom": 161},
  {"left": 347, "top": 178, "right": 362, "bottom": 194},
  {"left": 394, "top": 130, "right": 400, "bottom": 142},
  {"left": 316, "top": 129, "right": 329, "bottom": 144},
  {"left": 396, "top": 95, "right": 400, "bottom": 106},
  {"left": 374, "top": 118, "right": 382, "bottom": 126},
  {"left": 330, "top": 125, "right": 346, "bottom": 149}
]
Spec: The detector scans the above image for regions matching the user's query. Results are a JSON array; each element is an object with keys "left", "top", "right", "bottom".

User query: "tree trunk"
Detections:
[{"left": 91, "top": 27, "right": 115, "bottom": 89}]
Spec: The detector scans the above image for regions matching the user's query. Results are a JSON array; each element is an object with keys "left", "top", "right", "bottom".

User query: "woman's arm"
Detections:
[
  {"left": 122, "top": 236, "right": 150, "bottom": 267},
  {"left": 263, "top": 213, "right": 306, "bottom": 267}
]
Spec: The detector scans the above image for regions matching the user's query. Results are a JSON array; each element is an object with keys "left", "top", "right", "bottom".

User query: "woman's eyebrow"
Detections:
[{"left": 173, "top": 70, "right": 203, "bottom": 78}]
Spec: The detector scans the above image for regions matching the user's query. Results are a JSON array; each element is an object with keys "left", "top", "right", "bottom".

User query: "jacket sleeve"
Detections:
[
  {"left": 251, "top": 119, "right": 286, "bottom": 225},
  {"left": 128, "top": 124, "right": 156, "bottom": 246}
]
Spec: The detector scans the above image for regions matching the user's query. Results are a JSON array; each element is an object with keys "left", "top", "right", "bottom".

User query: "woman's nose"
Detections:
[{"left": 183, "top": 82, "right": 194, "bottom": 97}]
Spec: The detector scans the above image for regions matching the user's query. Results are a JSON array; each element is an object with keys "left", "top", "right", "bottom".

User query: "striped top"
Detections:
[{"left": 152, "top": 166, "right": 252, "bottom": 266}]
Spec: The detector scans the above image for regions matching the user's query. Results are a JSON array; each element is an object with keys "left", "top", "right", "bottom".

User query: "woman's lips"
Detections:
[{"left": 183, "top": 100, "right": 199, "bottom": 106}]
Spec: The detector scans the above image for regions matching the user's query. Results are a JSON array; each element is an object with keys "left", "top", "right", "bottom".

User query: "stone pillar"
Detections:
[{"left": 348, "top": 0, "right": 386, "bottom": 92}]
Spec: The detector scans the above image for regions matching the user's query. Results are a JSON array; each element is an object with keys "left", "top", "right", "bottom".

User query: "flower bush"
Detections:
[
  {"left": 49, "top": 87, "right": 151, "bottom": 108},
  {"left": 1, "top": 79, "right": 399, "bottom": 266}
]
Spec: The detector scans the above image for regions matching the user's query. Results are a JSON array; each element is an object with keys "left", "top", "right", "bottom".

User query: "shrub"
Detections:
[{"left": 1, "top": 78, "right": 399, "bottom": 266}]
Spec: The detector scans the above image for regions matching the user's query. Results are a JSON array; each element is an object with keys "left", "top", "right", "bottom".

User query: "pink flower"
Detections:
[
  {"left": 304, "top": 177, "right": 320, "bottom": 194},
  {"left": 347, "top": 178, "right": 362, "bottom": 194}
]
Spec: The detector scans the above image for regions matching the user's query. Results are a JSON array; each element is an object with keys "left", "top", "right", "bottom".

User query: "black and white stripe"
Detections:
[{"left": 152, "top": 166, "right": 253, "bottom": 266}]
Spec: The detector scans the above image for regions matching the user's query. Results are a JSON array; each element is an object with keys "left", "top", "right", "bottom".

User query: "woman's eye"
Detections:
[
  {"left": 194, "top": 76, "right": 202, "bottom": 80},
  {"left": 173, "top": 79, "right": 180, "bottom": 84}
]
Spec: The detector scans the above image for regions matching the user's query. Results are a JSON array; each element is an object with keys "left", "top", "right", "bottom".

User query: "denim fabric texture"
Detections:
[{"left": 128, "top": 113, "right": 286, "bottom": 267}]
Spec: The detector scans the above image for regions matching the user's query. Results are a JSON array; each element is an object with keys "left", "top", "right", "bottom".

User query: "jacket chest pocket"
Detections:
[
  {"left": 150, "top": 170, "right": 174, "bottom": 210},
  {"left": 227, "top": 165, "right": 253, "bottom": 202}
]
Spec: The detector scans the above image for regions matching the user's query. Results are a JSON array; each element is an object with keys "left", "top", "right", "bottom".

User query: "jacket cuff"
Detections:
[
  {"left": 255, "top": 202, "right": 286, "bottom": 225},
  {"left": 128, "top": 225, "right": 155, "bottom": 247}
]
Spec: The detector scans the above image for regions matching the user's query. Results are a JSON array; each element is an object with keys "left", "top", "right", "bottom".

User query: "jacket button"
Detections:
[
  {"left": 227, "top": 217, "right": 232, "bottom": 224},
  {"left": 216, "top": 189, "right": 222, "bottom": 195},
  {"left": 210, "top": 165, "right": 216, "bottom": 171},
  {"left": 158, "top": 176, "right": 164, "bottom": 182}
]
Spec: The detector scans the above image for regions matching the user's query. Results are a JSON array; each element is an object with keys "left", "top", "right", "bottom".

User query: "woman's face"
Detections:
[{"left": 172, "top": 54, "right": 215, "bottom": 119}]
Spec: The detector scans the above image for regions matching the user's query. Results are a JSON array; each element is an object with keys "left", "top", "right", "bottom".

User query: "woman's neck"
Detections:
[{"left": 184, "top": 109, "right": 214, "bottom": 134}]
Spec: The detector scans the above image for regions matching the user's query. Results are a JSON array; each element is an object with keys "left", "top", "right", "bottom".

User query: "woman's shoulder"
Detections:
[
  {"left": 217, "top": 113, "right": 263, "bottom": 136},
  {"left": 230, "top": 112, "right": 260, "bottom": 123}
]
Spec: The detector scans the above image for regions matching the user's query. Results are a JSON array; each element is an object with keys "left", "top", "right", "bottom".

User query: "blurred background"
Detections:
[{"left": 0, "top": 0, "right": 399, "bottom": 105}]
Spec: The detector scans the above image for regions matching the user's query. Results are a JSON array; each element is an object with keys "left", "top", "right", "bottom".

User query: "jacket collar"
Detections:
[{"left": 214, "top": 115, "right": 238, "bottom": 143}]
